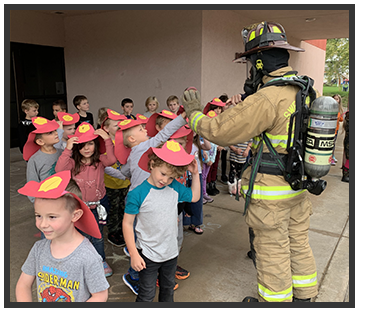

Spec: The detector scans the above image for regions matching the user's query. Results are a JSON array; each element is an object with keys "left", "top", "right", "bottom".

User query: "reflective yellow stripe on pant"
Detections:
[
  {"left": 258, "top": 284, "right": 293, "bottom": 302},
  {"left": 241, "top": 184, "right": 305, "bottom": 200}
]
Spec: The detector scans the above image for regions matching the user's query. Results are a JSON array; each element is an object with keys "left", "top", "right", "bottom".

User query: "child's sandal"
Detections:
[{"left": 188, "top": 225, "right": 204, "bottom": 235}]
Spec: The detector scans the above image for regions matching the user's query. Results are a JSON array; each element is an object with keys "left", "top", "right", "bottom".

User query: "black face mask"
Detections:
[{"left": 243, "top": 48, "right": 290, "bottom": 95}]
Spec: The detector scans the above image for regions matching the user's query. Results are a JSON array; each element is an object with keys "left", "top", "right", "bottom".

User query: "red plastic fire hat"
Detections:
[
  {"left": 170, "top": 125, "right": 193, "bottom": 154},
  {"left": 135, "top": 113, "right": 148, "bottom": 124},
  {"left": 23, "top": 117, "right": 60, "bottom": 161},
  {"left": 101, "top": 109, "right": 127, "bottom": 129},
  {"left": 114, "top": 118, "right": 145, "bottom": 164},
  {"left": 57, "top": 112, "right": 80, "bottom": 126},
  {"left": 203, "top": 97, "right": 226, "bottom": 114},
  {"left": 18, "top": 170, "right": 101, "bottom": 238},
  {"left": 138, "top": 140, "right": 195, "bottom": 172},
  {"left": 68, "top": 122, "right": 106, "bottom": 154},
  {"left": 206, "top": 110, "right": 218, "bottom": 118},
  {"left": 146, "top": 110, "right": 177, "bottom": 137}
]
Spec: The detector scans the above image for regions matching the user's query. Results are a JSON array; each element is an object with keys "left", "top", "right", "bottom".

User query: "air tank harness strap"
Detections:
[{"left": 242, "top": 133, "right": 286, "bottom": 216}]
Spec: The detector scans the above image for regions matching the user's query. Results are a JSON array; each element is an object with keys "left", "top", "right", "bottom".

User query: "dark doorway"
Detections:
[{"left": 10, "top": 42, "right": 67, "bottom": 148}]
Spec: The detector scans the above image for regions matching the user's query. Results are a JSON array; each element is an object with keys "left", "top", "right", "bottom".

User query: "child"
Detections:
[
  {"left": 16, "top": 171, "right": 109, "bottom": 302},
  {"left": 143, "top": 96, "right": 159, "bottom": 118},
  {"left": 203, "top": 98, "right": 225, "bottom": 196},
  {"left": 52, "top": 99, "right": 67, "bottom": 120},
  {"left": 183, "top": 133, "right": 211, "bottom": 234},
  {"left": 121, "top": 98, "right": 137, "bottom": 120},
  {"left": 55, "top": 112, "right": 80, "bottom": 150},
  {"left": 96, "top": 107, "right": 108, "bottom": 129},
  {"left": 331, "top": 94, "right": 344, "bottom": 166},
  {"left": 55, "top": 122, "right": 116, "bottom": 277},
  {"left": 18, "top": 99, "right": 39, "bottom": 154},
  {"left": 114, "top": 112, "right": 188, "bottom": 294},
  {"left": 166, "top": 95, "right": 184, "bottom": 115},
  {"left": 123, "top": 140, "right": 200, "bottom": 302},
  {"left": 73, "top": 95, "right": 94, "bottom": 128},
  {"left": 23, "top": 117, "right": 63, "bottom": 203},
  {"left": 101, "top": 109, "right": 131, "bottom": 247},
  {"left": 145, "top": 109, "right": 177, "bottom": 137}
]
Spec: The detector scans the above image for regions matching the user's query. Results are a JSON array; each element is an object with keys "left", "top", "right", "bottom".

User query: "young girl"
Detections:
[
  {"left": 331, "top": 94, "right": 344, "bottom": 165},
  {"left": 55, "top": 122, "right": 117, "bottom": 277},
  {"left": 183, "top": 133, "right": 211, "bottom": 234},
  {"left": 143, "top": 96, "right": 159, "bottom": 118}
]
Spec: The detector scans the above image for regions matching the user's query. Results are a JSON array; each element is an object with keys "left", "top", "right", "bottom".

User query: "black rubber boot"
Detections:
[
  {"left": 293, "top": 297, "right": 311, "bottom": 302},
  {"left": 242, "top": 296, "right": 259, "bottom": 302},
  {"left": 211, "top": 181, "right": 220, "bottom": 195},
  {"left": 207, "top": 182, "right": 216, "bottom": 196},
  {"left": 341, "top": 166, "right": 349, "bottom": 183}
]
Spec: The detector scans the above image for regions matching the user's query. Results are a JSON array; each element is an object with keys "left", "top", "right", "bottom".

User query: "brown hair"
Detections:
[
  {"left": 53, "top": 99, "right": 67, "bottom": 111},
  {"left": 148, "top": 152, "right": 188, "bottom": 178},
  {"left": 73, "top": 95, "right": 87, "bottom": 109},
  {"left": 72, "top": 139, "right": 101, "bottom": 176},
  {"left": 166, "top": 95, "right": 179, "bottom": 105}
]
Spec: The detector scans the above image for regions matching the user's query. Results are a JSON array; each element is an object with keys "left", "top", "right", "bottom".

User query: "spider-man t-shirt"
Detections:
[{"left": 21, "top": 237, "right": 109, "bottom": 302}]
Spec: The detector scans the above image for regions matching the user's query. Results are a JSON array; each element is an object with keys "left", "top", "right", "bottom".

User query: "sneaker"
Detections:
[
  {"left": 123, "top": 246, "right": 130, "bottom": 257},
  {"left": 333, "top": 156, "right": 338, "bottom": 163},
  {"left": 156, "top": 279, "right": 179, "bottom": 290},
  {"left": 211, "top": 181, "right": 220, "bottom": 195},
  {"left": 331, "top": 159, "right": 336, "bottom": 166},
  {"left": 203, "top": 193, "right": 214, "bottom": 203},
  {"left": 220, "top": 175, "right": 228, "bottom": 185},
  {"left": 107, "top": 233, "right": 126, "bottom": 247},
  {"left": 175, "top": 265, "right": 190, "bottom": 280},
  {"left": 203, "top": 198, "right": 208, "bottom": 205},
  {"left": 123, "top": 273, "right": 139, "bottom": 295},
  {"left": 103, "top": 261, "right": 113, "bottom": 277}
]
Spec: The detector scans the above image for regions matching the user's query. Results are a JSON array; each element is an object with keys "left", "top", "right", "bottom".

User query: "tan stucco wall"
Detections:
[
  {"left": 10, "top": 10, "right": 65, "bottom": 47},
  {"left": 64, "top": 10, "right": 202, "bottom": 117},
  {"left": 10, "top": 10, "right": 326, "bottom": 119}
]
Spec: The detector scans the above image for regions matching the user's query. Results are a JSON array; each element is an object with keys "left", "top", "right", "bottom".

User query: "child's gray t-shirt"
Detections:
[
  {"left": 125, "top": 179, "right": 192, "bottom": 262},
  {"left": 21, "top": 237, "right": 109, "bottom": 302},
  {"left": 26, "top": 148, "right": 63, "bottom": 203}
]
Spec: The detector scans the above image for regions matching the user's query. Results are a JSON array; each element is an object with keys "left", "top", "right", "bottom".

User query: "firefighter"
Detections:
[{"left": 182, "top": 21, "right": 318, "bottom": 302}]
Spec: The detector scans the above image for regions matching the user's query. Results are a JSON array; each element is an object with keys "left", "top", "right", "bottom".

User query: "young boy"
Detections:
[
  {"left": 121, "top": 98, "right": 137, "bottom": 120},
  {"left": 23, "top": 117, "right": 64, "bottom": 203},
  {"left": 101, "top": 109, "right": 131, "bottom": 247},
  {"left": 166, "top": 95, "right": 180, "bottom": 115},
  {"left": 114, "top": 111, "right": 188, "bottom": 294},
  {"left": 54, "top": 112, "right": 80, "bottom": 150},
  {"left": 73, "top": 95, "right": 94, "bottom": 128},
  {"left": 145, "top": 109, "right": 177, "bottom": 137},
  {"left": 18, "top": 99, "right": 39, "bottom": 154},
  {"left": 123, "top": 140, "right": 200, "bottom": 302},
  {"left": 52, "top": 99, "right": 67, "bottom": 120},
  {"left": 16, "top": 170, "right": 109, "bottom": 302}
]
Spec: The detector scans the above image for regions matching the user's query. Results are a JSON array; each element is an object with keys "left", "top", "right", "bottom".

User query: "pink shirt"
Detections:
[{"left": 55, "top": 138, "right": 116, "bottom": 203}]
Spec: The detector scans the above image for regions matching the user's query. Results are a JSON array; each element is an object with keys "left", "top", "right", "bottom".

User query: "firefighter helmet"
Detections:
[{"left": 238, "top": 21, "right": 304, "bottom": 58}]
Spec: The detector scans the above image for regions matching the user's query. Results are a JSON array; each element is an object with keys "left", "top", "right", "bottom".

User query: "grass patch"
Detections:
[{"left": 322, "top": 84, "right": 349, "bottom": 109}]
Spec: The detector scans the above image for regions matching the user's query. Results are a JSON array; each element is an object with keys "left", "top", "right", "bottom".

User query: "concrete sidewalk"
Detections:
[{"left": 7, "top": 134, "right": 350, "bottom": 304}]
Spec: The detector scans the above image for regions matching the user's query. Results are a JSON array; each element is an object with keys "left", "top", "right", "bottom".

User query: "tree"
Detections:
[{"left": 325, "top": 38, "right": 349, "bottom": 85}]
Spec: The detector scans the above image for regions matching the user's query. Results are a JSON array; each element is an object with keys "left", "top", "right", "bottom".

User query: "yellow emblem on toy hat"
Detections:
[
  {"left": 166, "top": 140, "right": 181, "bottom": 153},
  {"left": 162, "top": 110, "right": 173, "bottom": 116},
  {"left": 110, "top": 110, "right": 121, "bottom": 116},
  {"left": 213, "top": 98, "right": 221, "bottom": 103},
  {"left": 79, "top": 123, "right": 91, "bottom": 133},
  {"left": 38, "top": 176, "right": 63, "bottom": 193},
  {"left": 120, "top": 119, "right": 132, "bottom": 126},
  {"left": 62, "top": 114, "right": 73, "bottom": 122},
  {"left": 33, "top": 117, "right": 48, "bottom": 125},
  {"left": 139, "top": 115, "right": 147, "bottom": 120},
  {"left": 207, "top": 110, "right": 217, "bottom": 118}
]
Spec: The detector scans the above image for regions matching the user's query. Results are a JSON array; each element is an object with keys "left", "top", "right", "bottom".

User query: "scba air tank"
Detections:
[{"left": 304, "top": 96, "right": 339, "bottom": 179}]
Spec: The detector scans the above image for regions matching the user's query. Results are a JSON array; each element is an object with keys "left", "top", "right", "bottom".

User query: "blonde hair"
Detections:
[
  {"left": 145, "top": 96, "right": 159, "bottom": 111},
  {"left": 155, "top": 115, "right": 172, "bottom": 129},
  {"left": 21, "top": 99, "right": 39, "bottom": 112}
]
